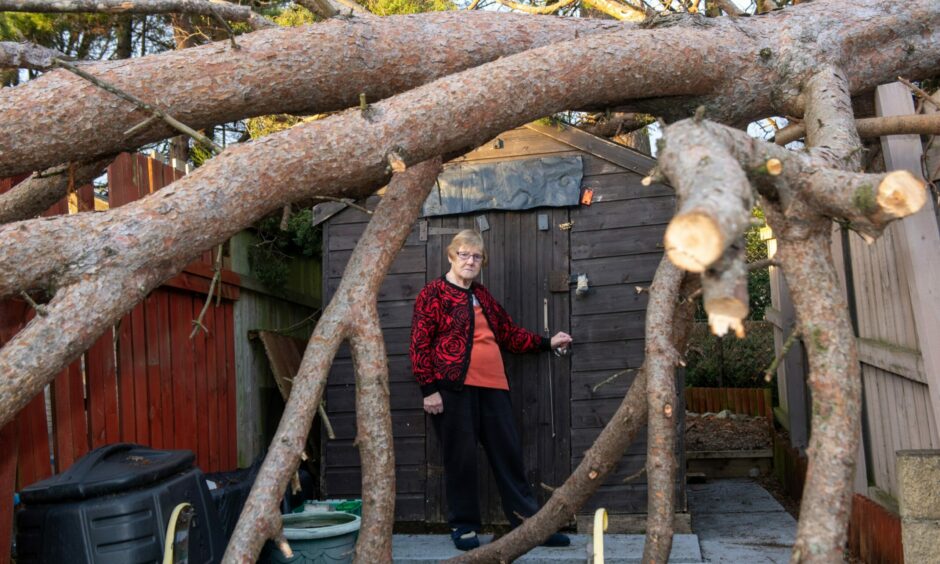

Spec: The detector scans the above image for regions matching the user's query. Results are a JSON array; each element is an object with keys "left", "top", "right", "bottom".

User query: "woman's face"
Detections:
[{"left": 448, "top": 245, "right": 484, "bottom": 283}]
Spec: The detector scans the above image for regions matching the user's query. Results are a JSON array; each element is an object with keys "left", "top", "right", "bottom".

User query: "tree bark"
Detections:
[
  {"left": 0, "top": 0, "right": 275, "bottom": 29},
  {"left": 641, "top": 259, "right": 685, "bottom": 564},
  {"left": 0, "top": 41, "right": 68, "bottom": 70},
  {"left": 2, "top": 0, "right": 937, "bottom": 178},
  {"left": 224, "top": 157, "right": 441, "bottom": 562},
  {"left": 0, "top": 158, "right": 111, "bottom": 225},
  {"left": 0, "top": 13, "right": 626, "bottom": 177}
]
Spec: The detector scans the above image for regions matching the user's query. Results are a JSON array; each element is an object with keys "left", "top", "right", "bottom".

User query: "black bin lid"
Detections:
[{"left": 20, "top": 443, "right": 195, "bottom": 503}]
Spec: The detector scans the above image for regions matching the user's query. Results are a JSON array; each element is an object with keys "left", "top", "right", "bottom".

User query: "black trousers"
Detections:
[{"left": 431, "top": 386, "right": 538, "bottom": 531}]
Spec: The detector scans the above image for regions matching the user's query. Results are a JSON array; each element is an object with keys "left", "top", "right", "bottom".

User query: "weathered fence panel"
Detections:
[
  {"left": 685, "top": 387, "right": 773, "bottom": 429},
  {"left": 0, "top": 155, "right": 242, "bottom": 543}
]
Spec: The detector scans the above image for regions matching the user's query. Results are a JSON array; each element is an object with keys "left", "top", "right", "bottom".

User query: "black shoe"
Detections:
[
  {"left": 451, "top": 528, "right": 480, "bottom": 551},
  {"left": 542, "top": 532, "right": 571, "bottom": 547}
]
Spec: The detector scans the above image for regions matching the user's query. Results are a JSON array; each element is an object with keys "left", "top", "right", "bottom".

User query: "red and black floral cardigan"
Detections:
[{"left": 410, "top": 276, "right": 550, "bottom": 397}]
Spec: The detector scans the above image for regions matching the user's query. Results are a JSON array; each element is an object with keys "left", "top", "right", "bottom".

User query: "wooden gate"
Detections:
[{"left": 0, "top": 154, "right": 241, "bottom": 561}]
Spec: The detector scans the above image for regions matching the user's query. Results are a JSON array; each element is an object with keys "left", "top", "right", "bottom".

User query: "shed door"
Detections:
[{"left": 424, "top": 208, "right": 571, "bottom": 525}]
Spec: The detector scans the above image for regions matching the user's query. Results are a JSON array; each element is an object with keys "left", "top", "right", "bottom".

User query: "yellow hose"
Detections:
[
  {"left": 593, "top": 507, "right": 608, "bottom": 564},
  {"left": 163, "top": 502, "right": 192, "bottom": 564}
]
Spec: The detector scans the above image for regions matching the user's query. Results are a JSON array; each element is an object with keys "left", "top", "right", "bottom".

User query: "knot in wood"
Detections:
[
  {"left": 588, "top": 470, "right": 599, "bottom": 480},
  {"left": 663, "top": 403, "right": 673, "bottom": 418}
]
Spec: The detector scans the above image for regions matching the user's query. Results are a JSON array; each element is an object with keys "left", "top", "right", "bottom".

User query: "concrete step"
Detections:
[{"left": 392, "top": 533, "right": 703, "bottom": 563}]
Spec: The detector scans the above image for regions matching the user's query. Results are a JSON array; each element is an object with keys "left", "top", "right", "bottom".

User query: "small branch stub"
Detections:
[
  {"left": 765, "top": 158, "right": 783, "bottom": 176},
  {"left": 664, "top": 211, "right": 724, "bottom": 273},
  {"left": 877, "top": 170, "right": 927, "bottom": 218},
  {"left": 663, "top": 403, "right": 673, "bottom": 418},
  {"left": 387, "top": 151, "right": 407, "bottom": 173}
]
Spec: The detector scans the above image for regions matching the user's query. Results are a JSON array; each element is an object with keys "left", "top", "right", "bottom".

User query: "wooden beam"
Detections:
[
  {"left": 524, "top": 122, "right": 657, "bottom": 176},
  {"left": 857, "top": 338, "right": 926, "bottom": 385},
  {"left": 875, "top": 82, "right": 940, "bottom": 442}
]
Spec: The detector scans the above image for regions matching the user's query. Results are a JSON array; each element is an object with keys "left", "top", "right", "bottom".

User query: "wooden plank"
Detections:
[
  {"left": 52, "top": 362, "right": 88, "bottom": 472},
  {"left": 876, "top": 82, "right": 940, "bottom": 442},
  {"left": 214, "top": 302, "right": 230, "bottom": 469},
  {"left": 570, "top": 340, "right": 645, "bottom": 373},
  {"left": 570, "top": 223, "right": 667, "bottom": 261},
  {"left": 17, "top": 393, "right": 52, "bottom": 487},
  {"left": 329, "top": 411, "right": 425, "bottom": 440},
  {"left": 328, "top": 221, "right": 422, "bottom": 251},
  {"left": 579, "top": 172, "right": 674, "bottom": 204},
  {"left": 524, "top": 122, "right": 657, "bottom": 176},
  {"left": 203, "top": 296, "right": 221, "bottom": 472},
  {"left": 423, "top": 216, "right": 443, "bottom": 523},
  {"left": 163, "top": 270, "right": 239, "bottom": 300},
  {"left": 329, "top": 245, "right": 426, "bottom": 278},
  {"left": 570, "top": 284, "right": 650, "bottom": 317},
  {"left": 224, "top": 303, "right": 238, "bottom": 469},
  {"left": 192, "top": 297, "right": 210, "bottom": 470},
  {"left": 571, "top": 310, "right": 645, "bottom": 343},
  {"left": 327, "top": 272, "right": 425, "bottom": 303},
  {"left": 144, "top": 294, "right": 164, "bottom": 449},
  {"left": 170, "top": 291, "right": 197, "bottom": 454},
  {"left": 155, "top": 290, "right": 176, "bottom": 449},
  {"left": 570, "top": 252, "right": 662, "bottom": 288},
  {"left": 0, "top": 420, "right": 18, "bottom": 563},
  {"left": 326, "top": 381, "right": 421, "bottom": 413},
  {"left": 130, "top": 304, "right": 149, "bottom": 445},
  {"left": 86, "top": 329, "right": 118, "bottom": 448},
  {"left": 857, "top": 337, "right": 926, "bottom": 385},
  {"left": 116, "top": 309, "right": 137, "bottom": 443},
  {"left": 551, "top": 205, "right": 572, "bottom": 489},
  {"left": 569, "top": 196, "right": 675, "bottom": 232}
]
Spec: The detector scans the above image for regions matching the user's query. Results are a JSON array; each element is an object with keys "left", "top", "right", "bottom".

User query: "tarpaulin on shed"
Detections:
[{"left": 422, "top": 155, "right": 582, "bottom": 217}]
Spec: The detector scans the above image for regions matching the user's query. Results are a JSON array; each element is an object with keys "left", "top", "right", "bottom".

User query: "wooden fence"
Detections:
[
  {"left": 1, "top": 154, "right": 243, "bottom": 562},
  {"left": 685, "top": 386, "right": 774, "bottom": 428}
]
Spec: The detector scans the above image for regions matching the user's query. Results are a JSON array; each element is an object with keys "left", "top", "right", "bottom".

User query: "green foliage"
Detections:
[
  {"left": 746, "top": 207, "right": 771, "bottom": 320},
  {"left": 685, "top": 321, "right": 775, "bottom": 388},
  {"left": 364, "top": 0, "right": 454, "bottom": 15},
  {"left": 248, "top": 208, "right": 322, "bottom": 289},
  {"left": 1, "top": 12, "right": 116, "bottom": 54}
]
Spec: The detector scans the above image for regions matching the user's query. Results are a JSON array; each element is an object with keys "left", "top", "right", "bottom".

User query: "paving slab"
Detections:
[
  {"left": 392, "top": 534, "right": 703, "bottom": 563},
  {"left": 689, "top": 478, "right": 797, "bottom": 563},
  {"left": 687, "top": 480, "right": 783, "bottom": 514},
  {"left": 698, "top": 540, "right": 792, "bottom": 564}
]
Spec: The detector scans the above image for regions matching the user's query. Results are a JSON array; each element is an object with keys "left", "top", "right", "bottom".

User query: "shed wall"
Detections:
[{"left": 320, "top": 126, "right": 679, "bottom": 523}]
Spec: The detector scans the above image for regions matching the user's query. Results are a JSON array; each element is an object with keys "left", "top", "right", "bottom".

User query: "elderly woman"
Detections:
[{"left": 410, "top": 229, "right": 573, "bottom": 551}]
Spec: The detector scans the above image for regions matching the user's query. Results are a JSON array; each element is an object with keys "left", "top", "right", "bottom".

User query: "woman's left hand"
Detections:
[{"left": 550, "top": 331, "right": 573, "bottom": 350}]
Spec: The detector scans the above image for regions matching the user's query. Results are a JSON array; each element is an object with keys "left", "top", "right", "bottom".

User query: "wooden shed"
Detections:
[{"left": 318, "top": 122, "right": 684, "bottom": 529}]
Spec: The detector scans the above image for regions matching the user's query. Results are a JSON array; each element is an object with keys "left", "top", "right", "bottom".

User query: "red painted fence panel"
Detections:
[{"left": 1, "top": 153, "right": 243, "bottom": 562}]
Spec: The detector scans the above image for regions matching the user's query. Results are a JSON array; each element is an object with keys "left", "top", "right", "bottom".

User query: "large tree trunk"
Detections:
[{"left": 0, "top": 13, "right": 626, "bottom": 177}]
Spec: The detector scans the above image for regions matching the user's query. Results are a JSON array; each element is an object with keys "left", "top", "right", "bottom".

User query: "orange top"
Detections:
[{"left": 464, "top": 306, "right": 509, "bottom": 390}]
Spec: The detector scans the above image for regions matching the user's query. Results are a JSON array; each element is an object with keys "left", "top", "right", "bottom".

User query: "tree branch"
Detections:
[
  {"left": 582, "top": 0, "right": 650, "bottom": 21},
  {"left": 702, "top": 240, "right": 748, "bottom": 338},
  {"left": 0, "top": 157, "right": 111, "bottom": 225},
  {"left": 0, "top": 13, "right": 628, "bottom": 178},
  {"left": 0, "top": 41, "right": 68, "bottom": 71},
  {"left": 659, "top": 118, "right": 754, "bottom": 273},
  {"left": 224, "top": 157, "right": 441, "bottom": 562},
  {"left": 803, "top": 67, "right": 863, "bottom": 169},
  {"left": 774, "top": 112, "right": 940, "bottom": 146},
  {"left": 493, "top": 0, "right": 578, "bottom": 16},
  {"left": 0, "top": 0, "right": 275, "bottom": 30},
  {"left": 642, "top": 259, "right": 685, "bottom": 564}
]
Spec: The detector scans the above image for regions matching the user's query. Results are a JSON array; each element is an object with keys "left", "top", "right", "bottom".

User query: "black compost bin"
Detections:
[{"left": 16, "top": 443, "right": 224, "bottom": 564}]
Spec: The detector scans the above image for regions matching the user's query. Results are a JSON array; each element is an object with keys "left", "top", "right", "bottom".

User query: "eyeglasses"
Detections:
[{"left": 456, "top": 251, "right": 484, "bottom": 263}]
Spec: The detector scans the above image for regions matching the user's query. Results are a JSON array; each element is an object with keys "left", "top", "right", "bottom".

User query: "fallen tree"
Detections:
[{"left": 0, "top": 1, "right": 938, "bottom": 562}]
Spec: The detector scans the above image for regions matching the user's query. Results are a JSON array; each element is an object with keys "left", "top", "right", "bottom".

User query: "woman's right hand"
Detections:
[{"left": 423, "top": 392, "right": 443, "bottom": 415}]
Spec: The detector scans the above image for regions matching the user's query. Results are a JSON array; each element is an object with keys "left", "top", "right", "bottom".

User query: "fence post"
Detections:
[{"left": 897, "top": 450, "right": 940, "bottom": 563}]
